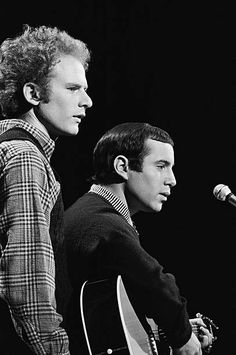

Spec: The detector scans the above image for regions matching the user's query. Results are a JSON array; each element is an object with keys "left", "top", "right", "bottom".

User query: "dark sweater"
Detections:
[{"left": 64, "top": 192, "right": 192, "bottom": 353}]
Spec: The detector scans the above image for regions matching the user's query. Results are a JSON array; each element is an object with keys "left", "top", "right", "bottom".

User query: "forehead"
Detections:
[
  {"left": 51, "top": 54, "right": 86, "bottom": 83},
  {"left": 144, "top": 138, "right": 174, "bottom": 162}
]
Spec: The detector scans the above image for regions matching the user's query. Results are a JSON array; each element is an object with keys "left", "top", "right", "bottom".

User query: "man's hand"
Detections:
[
  {"left": 190, "top": 317, "right": 214, "bottom": 350},
  {"left": 173, "top": 332, "right": 202, "bottom": 355}
]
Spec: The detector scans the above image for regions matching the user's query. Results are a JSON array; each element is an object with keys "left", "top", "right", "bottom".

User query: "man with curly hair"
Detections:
[{"left": 0, "top": 25, "right": 92, "bottom": 354}]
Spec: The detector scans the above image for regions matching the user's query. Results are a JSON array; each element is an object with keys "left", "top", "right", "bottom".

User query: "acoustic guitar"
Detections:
[{"left": 80, "top": 275, "right": 218, "bottom": 355}]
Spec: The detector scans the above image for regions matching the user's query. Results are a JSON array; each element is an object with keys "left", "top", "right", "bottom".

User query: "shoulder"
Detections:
[
  {"left": 0, "top": 138, "right": 44, "bottom": 158},
  {"left": 64, "top": 192, "right": 132, "bottom": 236},
  {"left": 0, "top": 140, "right": 54, "bottom": 192},
  {"left": 65, "top": 192, "right": 124, "bottom": 220},
  {"left": 0, "top": 139, "right": 47, "bottom": 169}
]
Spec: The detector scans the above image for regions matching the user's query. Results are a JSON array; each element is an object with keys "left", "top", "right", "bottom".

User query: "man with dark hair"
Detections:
[
  {"left": 64, "top": 122, "right": 213, "bottom": 355},
  {"left": 0, "top": 25, "right": 92, "bottom": 354}
]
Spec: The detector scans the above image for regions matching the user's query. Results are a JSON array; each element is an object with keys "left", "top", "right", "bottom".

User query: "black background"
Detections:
[{"left": 0, "top": 1, "right": 233, "bottom": 353}]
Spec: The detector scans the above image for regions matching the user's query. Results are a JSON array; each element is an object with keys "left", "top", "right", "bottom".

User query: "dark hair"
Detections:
[
  {"left": 91, "top": 122, "right": 174, "bottom": 184},
  {"left": 0, "top": 24, "right": 91, "bottom": 118}
]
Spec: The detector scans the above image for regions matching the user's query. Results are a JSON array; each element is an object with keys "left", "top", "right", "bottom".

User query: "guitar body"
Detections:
[
  {"left": 80, "top": 277, "right": 129, "bottom": 354},
  {"left": 80, "top": 276, "right": 217, "bottom": 354},
  {"left": 117, "top": 276, "right": 160, "bottom": 354},
  {"left": 80, "top": 276, "right": 168, "bottom": 355}
]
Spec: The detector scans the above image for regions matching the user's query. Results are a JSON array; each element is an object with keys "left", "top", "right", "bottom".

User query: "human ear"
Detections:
[
  {"left": 23, "top": 82, "right": 41, "bottom": 106},
  {"left": 113, "top": 155, "right": 129, "bottom": 181}
]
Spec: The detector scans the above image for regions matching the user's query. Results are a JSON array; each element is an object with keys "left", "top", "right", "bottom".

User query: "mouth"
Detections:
[
  {"left": 73, "top": 114, "right": 85, "bottom": 123},
  {"left": 159, "top": 192, "right": 170, "bottom": 201}
]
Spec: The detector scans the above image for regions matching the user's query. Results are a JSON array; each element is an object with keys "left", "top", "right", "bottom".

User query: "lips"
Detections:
[
  {"left": 159, "top": 192, "right": 170, "bottom": 201},
  {"left": 160, "top": 192, "right": 170, "bottom": 197},
  {"left": 73, "top": 114, "right": 85, "bottom": 123},
  {"left": 160, "top": 194, "right": 167, "bottom": 202},
  {"left": 74, "top": 112, "right": 85, "bottom": 118}
]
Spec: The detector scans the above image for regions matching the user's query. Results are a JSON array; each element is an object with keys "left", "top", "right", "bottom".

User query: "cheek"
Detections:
[
  {"left": 50, "top": 99, "right": 70, "bottom": 121},
  {"left": 134, "top": 182, "right": 154, "bottom": 203},
  {"left": 50, "top": 97, "right": 67, "bottom": 113},
  {"left": 48, "top": 89, "right": 70, "bottom": 109},
  {"left": 142, "top": 173, "right": 159, "bottom": 190},
  {"left": 38, "top": 101, "right": 66, "bottom": 128}
]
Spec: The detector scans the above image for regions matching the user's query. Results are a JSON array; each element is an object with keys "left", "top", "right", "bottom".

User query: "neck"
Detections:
[
  {"left": 101, "top": 183, "right": 129, "bottom": 209},
  {"left": 20, "top": 109, "right": 50, "bottom": 138},
  {"left": 99, "top": 183, "right": 138, "bottom": 217}
]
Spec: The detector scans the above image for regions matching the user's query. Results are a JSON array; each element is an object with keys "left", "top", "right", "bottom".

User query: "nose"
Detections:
[
  {"left": 165, "top": 169, "right": 176, "bottom": 188},
  {"left": 80, "top": 91, "right": 93, "bottom": 109}
]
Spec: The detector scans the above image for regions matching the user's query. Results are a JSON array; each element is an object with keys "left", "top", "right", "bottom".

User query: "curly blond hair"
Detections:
[{"left": 0, "top": 24, "right": 91, "bottom": 118}]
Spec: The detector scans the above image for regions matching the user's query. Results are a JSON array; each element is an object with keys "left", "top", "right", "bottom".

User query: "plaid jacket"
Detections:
[{"left": 0, "top": 119, "right": 69, "bottom": 354}]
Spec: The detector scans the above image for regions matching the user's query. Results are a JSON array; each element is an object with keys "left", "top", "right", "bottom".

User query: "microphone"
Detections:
[{"left": 213, "top": 184, "right": 236, "bottom": 207}]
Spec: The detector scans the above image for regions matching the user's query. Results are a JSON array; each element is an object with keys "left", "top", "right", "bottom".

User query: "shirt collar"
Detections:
[
  {"left": 89, "top": 184, "right": 133, "bottom": 226},
  {"left": 0, "top": 118, "right": 55, "bottom": 160}
]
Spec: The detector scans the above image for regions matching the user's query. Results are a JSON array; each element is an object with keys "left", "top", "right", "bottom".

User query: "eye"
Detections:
[
  {"left": 68, "top": 86, "right": 78, "bottom": 92},
  {"left": 157, "top": 164, "right": 165, "bottom": 170},
  {"left": 68, "top": 86, "right": 88, "bottom": 93}
]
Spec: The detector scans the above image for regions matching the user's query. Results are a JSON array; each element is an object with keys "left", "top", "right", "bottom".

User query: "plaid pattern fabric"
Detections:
[{"left": 0, "top": 119, "right": 70, "bottom": 354}]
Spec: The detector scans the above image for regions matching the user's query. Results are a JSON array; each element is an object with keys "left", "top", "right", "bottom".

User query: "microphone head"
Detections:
[{"left": 213, "top": 184, "right": 231, "bottom": 201}]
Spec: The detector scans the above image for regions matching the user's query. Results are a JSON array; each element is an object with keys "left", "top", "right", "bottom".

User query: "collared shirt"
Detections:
[
  {"left": 0, "top": 119, "right": 69, "bottom": 354},
  {"left": 90, "top": 184, "right": 133, "bottom": 226}
]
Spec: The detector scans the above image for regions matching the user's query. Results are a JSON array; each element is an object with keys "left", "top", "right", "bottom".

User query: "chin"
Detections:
[
  {"left": 146, "top": 204, "right": 162, "bottom": 213},
  {"left": 153, "top": 203, "right": 163, "bottom": 212},
  {"left": 155, "top": 206, "right": 162, "bottom": 213},
  {"left": 63, "top": 127, "right": 79, "bottom": 136}
]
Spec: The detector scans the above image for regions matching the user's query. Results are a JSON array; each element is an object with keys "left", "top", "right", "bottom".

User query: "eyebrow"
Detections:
[
  {"left": 156, "top": 159, "right": 174, "bottom": 167},
  {"left": 67, "top": 82, "right": 88, "bottom": 90}
]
